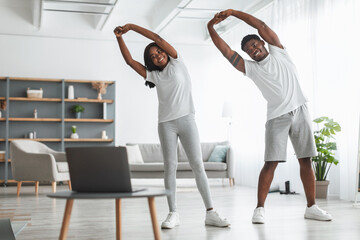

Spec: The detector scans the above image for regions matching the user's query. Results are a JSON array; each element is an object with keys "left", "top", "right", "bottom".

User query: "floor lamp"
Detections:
[{"left": 222, "top": 102, "right": 232, "bottom": 142}]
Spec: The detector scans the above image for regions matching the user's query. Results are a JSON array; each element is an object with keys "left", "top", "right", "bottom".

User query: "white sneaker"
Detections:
[
  {"left": 252, "top": 207, "right": 265, "bottom": 224},
  {"left": 304, "top": 205, "right": 332, "bottom": 221},
  {"left": 161, "top": 212, "right": 180, "bottom": 229},
  {"left": 205, "top": 210, "right": 231, "bottom": 227}
]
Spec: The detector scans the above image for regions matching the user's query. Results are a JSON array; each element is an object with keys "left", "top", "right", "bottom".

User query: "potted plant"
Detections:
[
  {"left": 92, "top": 82, "right": 108, "bottom": 100},
  {"left": 71, "top": 104, "right": 85, "bottom": 119},
  {"left": 312, "top": 116, "right": 341, "bottom": 198},
  {"left": 70, "top": 125, "right": 79, "bottom": 139}
]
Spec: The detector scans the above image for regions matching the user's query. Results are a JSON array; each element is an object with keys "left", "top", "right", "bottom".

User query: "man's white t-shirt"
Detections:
[
  {"left": 244, "top": 44, "right": 307, "bottom": 121},
  {"left": 146, "top": 54, "right": 195, "bottom": 123}
]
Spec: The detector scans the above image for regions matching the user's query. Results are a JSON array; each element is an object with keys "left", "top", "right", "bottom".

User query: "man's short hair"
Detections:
[{"left": 241, "top": 34, "right": 261, "bottom": 51}]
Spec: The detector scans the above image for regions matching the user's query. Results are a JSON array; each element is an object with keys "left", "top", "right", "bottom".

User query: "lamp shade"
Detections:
[{"left": 222, "top": 102, "right": 232, "bottom": 118}]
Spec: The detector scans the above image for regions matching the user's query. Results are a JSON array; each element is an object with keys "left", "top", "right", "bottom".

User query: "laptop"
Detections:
[
  {"left": 0, "top": 219, "right": 16, "bottom": 240},
  {"left": 65, "top": 146, "right": 145, "bottom": 193}
]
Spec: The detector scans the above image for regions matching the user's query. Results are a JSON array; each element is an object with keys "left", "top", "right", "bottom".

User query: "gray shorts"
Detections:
[{"left": 264, "top": 104, "right": 317, "bottom": 162}]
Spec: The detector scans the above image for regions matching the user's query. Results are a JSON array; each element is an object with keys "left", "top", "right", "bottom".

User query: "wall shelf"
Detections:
[
  {"left": 0, "top": 76, "right": 116, "bottom": 184},
  {"left": 5, "top": 138, "right": 62, "bottom": 142},
  {"left": 65, "top": 99, "right": 113, "bottom": 103},
  {"left": 0, "top": 159, "right": 11, "bottom": 163},
  {"left": 9, "top": 77, "right": 63, "bottom": 82},
  {"left": 9, "top": 97, "right": 62, "bottom": 102},
  {"left": 7, "top": 118, "right": 62, "bottom": 122},
  {"left": 0, "top": 138, "right": 113, "bottom": 143},
  {"left": 4, "top": 77, "right": 115, "bottom": 84},
  {"left": 65, "top": 79, "right": 114, "bottom": 84},
  {"left": 64, "top": 118, "right": 113, "bottom": 123},
  {"left": 64, "top": 138, "right": 113, "bottom": 142}
]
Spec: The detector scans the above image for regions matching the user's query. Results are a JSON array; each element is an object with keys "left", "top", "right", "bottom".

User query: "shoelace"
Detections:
[
  {"left": 313, "top": 205, "right": 328, "bottom": 215},
  {"left": 165, "top": 213, "right": 176, "bottom": 222},
  {"left": 254, "top": 209, "right": 264, "bottom": 217},
  {"left": 212, "top": 211, "right": 219, "bottom": 217},
  {"left": 210, "top": 211, "right": 227, "bottom": 221}
]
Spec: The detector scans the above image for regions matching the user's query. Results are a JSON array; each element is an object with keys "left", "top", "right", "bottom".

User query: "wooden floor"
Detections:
[{"left": 1, "top": 181, "right": 360, "bottom": 240}]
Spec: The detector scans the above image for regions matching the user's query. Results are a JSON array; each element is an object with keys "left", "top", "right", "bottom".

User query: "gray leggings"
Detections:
[{"left": 158, "top": 114, "right": 213, "bottom": 212}]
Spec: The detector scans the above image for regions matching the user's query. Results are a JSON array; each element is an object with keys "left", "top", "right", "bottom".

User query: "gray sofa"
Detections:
[{"left": 128, "top": 141, "right": 235, "bottom": 186}]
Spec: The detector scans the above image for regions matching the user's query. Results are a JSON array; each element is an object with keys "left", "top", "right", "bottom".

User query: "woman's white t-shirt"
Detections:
[
  {"left": 244, "top": 44, "right": 307, "bottom": 121},
  {"left": 146, "top": 54, "right": 195, "bottom": 123}
]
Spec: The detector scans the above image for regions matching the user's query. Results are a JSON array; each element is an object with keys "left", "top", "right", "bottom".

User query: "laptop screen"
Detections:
[{"left": 65, "top": 146, "right": 133, "bottom": 192}]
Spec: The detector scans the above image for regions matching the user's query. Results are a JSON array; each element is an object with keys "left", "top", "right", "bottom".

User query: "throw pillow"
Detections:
[
  {"left": 208, "top": 145, "right": 229, "bottom": 162},
  {"left": 126, "top": 145, "right": 144, "bottom": 164}
]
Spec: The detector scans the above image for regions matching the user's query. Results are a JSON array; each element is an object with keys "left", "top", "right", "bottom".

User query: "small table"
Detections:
[{"left": 48, "top": 189, "right": 168, "bottom": 240}]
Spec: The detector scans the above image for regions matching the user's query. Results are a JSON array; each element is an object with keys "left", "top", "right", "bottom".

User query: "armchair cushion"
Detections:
[{"left": 57, "top": 162, "right": 69, "bottom": 173}]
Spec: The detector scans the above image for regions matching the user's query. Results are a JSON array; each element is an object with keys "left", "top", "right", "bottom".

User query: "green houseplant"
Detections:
[
  {"left": 313, "top": 116, "right": 341, "bottom": 198},
  {"left": 71, "top": 104, "right": 85, "bottom": 119}
]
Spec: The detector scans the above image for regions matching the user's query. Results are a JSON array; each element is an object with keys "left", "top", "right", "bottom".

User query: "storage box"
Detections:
[{"left": 27, "top": 88, "right": 43, "bottom": 98}]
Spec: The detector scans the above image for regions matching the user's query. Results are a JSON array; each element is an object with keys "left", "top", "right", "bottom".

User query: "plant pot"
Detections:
[
  {"left": 70, "top": 133, "right": 79, "bottom": 139},
  {"left": 75, "top": 112, "right": 81, "bottom": 119},
  {"left": 315, "top": 180, "right": 329, "bottom": 199}
]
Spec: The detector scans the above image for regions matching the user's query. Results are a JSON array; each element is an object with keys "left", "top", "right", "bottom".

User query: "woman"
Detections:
[{"left": 114, "top": 24, "right": 230, "bottom": 229}]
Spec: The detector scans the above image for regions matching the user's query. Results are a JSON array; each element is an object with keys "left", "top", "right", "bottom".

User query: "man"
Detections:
[{"left": 207, "top": 9, "right": 332, "bottom": 224}]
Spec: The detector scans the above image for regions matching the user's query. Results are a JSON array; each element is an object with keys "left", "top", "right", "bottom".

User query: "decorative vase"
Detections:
[
  {"left": 101, "top": 130, "right": 108, "bottom": 139},
  {"left": 70, "top": 133, "right": 79, "bottom": 139},
  {"left": 76, "top": 112, "right": 81, "bottom": 119},
  {"left": 68, "top": 85, "right": 74, "bottom": 99},
  {"left": 97, "top": 92, "right": 102, "bottom": 100},
  {"left": 315, "top": 180, "right": 329, "bottom": 199}
]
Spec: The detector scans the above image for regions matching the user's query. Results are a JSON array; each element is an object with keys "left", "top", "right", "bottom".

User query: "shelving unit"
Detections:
[{"left": 0, "top": 77, "right": 116, "bottom": 184}]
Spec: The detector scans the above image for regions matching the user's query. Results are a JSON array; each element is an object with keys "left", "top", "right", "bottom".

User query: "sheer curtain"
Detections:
[{"left": 227, "top": 0, "right": 360, "bottom": 201}]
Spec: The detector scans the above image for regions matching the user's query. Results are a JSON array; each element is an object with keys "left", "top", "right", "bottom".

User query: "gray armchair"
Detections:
[{"left": 10, "top": 140, "right": 71, "bottom": 196}]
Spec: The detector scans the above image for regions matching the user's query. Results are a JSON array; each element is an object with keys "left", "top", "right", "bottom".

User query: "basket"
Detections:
[{"left": 27, "top": 88, "right": 43, "bottom": 98}]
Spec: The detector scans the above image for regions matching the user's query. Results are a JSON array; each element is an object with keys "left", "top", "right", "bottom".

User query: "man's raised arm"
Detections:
[
  {"left": 220, "top": 9, "right": 283, "bottom": 49},
  {"left": 207, "top": 13, "right": 245, "bottom": 73}
]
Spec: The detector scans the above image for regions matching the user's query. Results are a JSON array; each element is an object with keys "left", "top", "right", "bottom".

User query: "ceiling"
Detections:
[{"left": 0, "top": 0, "right": 273, "bottom": 44}]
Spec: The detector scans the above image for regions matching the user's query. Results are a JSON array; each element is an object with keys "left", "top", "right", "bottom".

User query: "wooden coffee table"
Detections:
[{"left": 48, "top": 189, "right": 168, "bottom": 240}]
